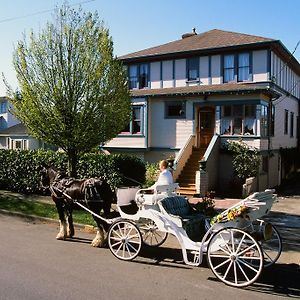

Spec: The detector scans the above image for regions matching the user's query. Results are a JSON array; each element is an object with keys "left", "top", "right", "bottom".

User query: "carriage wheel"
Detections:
[
  {"left": 139, "top": 220, "right": 168, "bottom": 247},
  {"left": 207, "top": 227, "right": 263, "bottom": 287},
  {"left": 251, "top": 220, "right": 282, "bottom": 267},
  {"left": 108, "top": 220, "right": 142, "bottom": 261}
]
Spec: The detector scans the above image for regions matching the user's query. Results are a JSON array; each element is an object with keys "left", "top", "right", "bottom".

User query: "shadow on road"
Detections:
[{"left": 135, "top": 245, "right": 300, "bottom": 297}]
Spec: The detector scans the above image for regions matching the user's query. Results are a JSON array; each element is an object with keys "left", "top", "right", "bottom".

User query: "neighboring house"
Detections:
[
  {"left": 104, "top": 29, "right": 300, "bottom": 196},
  {"left": 0, "top": 97, "right": 56, "bottom": 150},
  {"left": 0, "top": 97, "right": 19, "bottom": 130}
]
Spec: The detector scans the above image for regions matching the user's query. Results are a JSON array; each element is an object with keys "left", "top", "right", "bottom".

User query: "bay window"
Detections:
[{"left": 221, "top": 104, "right": 256, "bottom": 135}]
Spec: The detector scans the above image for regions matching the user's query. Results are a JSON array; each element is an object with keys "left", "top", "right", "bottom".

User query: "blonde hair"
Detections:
[{"left": 159, "top": 160, "right": 168, "bottom": 169}]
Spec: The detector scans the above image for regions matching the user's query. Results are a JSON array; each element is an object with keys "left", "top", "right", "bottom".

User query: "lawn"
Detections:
[{"left": 0, "top": 195, "right": 95, "bottom": 226}]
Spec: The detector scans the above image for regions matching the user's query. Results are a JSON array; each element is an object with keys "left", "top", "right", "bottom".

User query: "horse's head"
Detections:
[{"left": 39, "top": 166, "right": 60, "bottom": 193}]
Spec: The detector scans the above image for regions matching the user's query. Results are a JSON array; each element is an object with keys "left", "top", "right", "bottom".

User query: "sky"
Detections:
[{"left": 0, "top": 0, "right": 299, "bottom": 95}]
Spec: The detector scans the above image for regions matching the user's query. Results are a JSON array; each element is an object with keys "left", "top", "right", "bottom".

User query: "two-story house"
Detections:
[
  {"left": 0, "top": 96, "right": 56, "bottom": 150},
  {"left": 1, "top": 30, "right": 298, "bottom": 195},
  {"left": 105, "top": 29, "right": 299, "bottom": 195}
]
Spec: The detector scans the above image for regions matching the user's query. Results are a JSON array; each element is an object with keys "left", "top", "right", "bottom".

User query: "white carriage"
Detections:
[{"left": 106, "top": 184, "right": 282, "bottom": 288}]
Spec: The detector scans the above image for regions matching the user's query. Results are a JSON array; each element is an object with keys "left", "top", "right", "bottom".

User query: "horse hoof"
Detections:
[{"left": 56, "top": 234, "right": 66, "bottom": 240}]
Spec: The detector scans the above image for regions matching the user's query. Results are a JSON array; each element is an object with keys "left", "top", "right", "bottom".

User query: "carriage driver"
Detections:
[{"left": 151, "top": 159, "right": 174, "bottom": 188}]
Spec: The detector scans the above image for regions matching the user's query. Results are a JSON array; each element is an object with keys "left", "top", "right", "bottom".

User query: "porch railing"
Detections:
[{"left": 173, "top": 134, "right": 195, "bottom": 181}]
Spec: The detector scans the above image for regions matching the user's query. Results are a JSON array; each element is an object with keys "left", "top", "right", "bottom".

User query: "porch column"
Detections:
[{"left": 195, "top": 160, "right": 208, "bottom": 195}]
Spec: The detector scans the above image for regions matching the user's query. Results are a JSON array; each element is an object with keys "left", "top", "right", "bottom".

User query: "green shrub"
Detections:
[
  {"left": 0, "top": 150, "right": 145, "bottom": 194},
  {"left": 145, "top": 162, "right": 159, "bottom": 187}
]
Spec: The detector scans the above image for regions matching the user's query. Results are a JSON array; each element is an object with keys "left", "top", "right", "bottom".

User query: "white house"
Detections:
[
  {"left": 104, "top": 29, "right": 300, "bottom": 196},
  {"left": 0, "top": 97, "right": 56, "bottom": 150}
]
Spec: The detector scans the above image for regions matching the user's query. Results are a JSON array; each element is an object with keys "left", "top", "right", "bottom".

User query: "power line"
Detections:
[
  {"left": 272, "top": 39, "right": 300, "bottom": 81},
  {"left": 0, "top": 0, "right": 95, "bottom": 24}
]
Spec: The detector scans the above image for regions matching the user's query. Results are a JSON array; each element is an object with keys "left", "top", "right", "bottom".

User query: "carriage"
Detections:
[
  {"left": 96, "top": 184, "right": 282, "bottom": 288},
  {"left": 45, "top": 166, "right": 282, "bottom": 288}
]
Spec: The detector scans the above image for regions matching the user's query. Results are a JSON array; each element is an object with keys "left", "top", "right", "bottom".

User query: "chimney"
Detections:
[{"left": 182, "top": 28, "right": 197, "bottom": 39}]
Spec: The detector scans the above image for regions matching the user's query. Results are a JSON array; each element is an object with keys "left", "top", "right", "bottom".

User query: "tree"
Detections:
[
  {"left": 227, "top": 140, "right": 261, "bottom": 182},
  {"left": 6, "top": 4, "right": 131, "bottom": 176}
]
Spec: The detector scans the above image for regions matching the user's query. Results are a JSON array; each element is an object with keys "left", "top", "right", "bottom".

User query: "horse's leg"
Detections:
[
  {"left": 91, "top": 221, "right": 107, "bottom": 248},
  {"left": 54, "top": 198, "right": 67, "bottom": 240},
  {"left": 65, "top": 202, "right": 75, "bottom": 238},
  {"left": 66, "top": 211, "right": 75, "bottom": 238},
  {"left": 88, "top": 201, "right": 107, "bottom": 247}
]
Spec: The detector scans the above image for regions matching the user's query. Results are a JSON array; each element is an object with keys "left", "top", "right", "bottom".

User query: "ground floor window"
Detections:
[
  {"left": 9, "top": 139, "right": 28, "bottom": 150},
  {"left": 221, "top": 104, "right": 256, "bottom": 135},
  {"left": 120, "top": 105, "right": 143, "bottom": 135}
]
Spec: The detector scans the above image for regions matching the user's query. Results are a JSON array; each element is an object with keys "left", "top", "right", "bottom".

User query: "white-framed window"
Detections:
[
  {"left": 120, "top": 105, "right": 143, "bottom": 135},
  {"left": 9, "top": 139, "right": 28, "bottom": 150},
  {"left": 221, "top": 104, "right": 256, "bottom": 135}
]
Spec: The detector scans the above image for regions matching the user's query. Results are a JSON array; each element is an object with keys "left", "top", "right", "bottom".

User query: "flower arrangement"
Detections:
[{"left": 210, "top": 205, "right": 249, "bottom": 225}]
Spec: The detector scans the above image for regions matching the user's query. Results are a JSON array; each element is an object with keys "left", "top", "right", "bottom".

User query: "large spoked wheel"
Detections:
[
  {"left": 207, "top": 227, "right": 263, "bottom": 287},
  {"left": 251, "top": 220, "right": 282, "bottom": 267},
  {"left": 139, "top": 220, "right": 168, "bottom": 247},
  {"left": 108, "top": 220, "right": 142, "bottom": 261}
]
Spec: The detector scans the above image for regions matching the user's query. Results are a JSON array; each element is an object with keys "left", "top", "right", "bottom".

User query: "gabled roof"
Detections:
[
  {"left": 0, "top": 123, "right": 28, "bottom": 136},
  {"left": 120, "top": 29, "right": 276, "bottom": 61}
]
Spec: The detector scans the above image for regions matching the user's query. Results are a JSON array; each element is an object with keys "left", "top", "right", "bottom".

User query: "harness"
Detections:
[{"left": 49, "top": 177, "right": 104, "bottom": 203}]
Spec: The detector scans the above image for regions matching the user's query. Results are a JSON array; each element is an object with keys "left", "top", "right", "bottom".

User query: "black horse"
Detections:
[{"left": 40, "top": 166, "right": 115, "bottom": 247}]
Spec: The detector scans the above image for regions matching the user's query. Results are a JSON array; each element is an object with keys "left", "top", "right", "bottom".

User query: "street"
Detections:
[{"left": 0, "top": 214, "right": 299, "bottom": 300}]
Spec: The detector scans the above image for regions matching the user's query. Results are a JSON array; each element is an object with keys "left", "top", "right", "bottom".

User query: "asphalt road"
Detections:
[{"left": 0, "top": 214, "right": 299, "bottom": 300}]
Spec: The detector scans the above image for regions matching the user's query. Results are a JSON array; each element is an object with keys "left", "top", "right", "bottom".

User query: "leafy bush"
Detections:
[
  {"left": 226, "top": 140, "right": 261, "bottom": 181},
  {"left": 0, "top": 150, "right": 145, "bottom": 194},
  {"left": 144, "top": 162, "right": 159, "bottom": 187}
]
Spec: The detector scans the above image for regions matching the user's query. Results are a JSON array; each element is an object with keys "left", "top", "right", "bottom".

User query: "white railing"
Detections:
[{"left": 173, "top": 135, "right": 195, "bottom": 181}]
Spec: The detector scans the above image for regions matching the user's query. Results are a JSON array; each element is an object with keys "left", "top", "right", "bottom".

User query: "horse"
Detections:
[{"left": 40, "top": 166, "right": 116, "bottom": 247}]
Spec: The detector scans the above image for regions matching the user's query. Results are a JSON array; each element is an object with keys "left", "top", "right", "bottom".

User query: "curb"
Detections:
[{"left": 0, "top": 209, "right": 97, "bottom": 233}]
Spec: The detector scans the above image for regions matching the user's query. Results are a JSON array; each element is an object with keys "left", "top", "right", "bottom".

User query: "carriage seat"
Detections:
[
  {"left": 159, "top": 196, "right": 206, "bottom": 241},
  {"left": 135, "top": 183, "right": 179, "bottom": 205}
]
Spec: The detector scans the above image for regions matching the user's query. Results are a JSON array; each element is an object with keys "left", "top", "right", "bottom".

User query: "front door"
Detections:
[{"left": 197, "top": 107, "right": 215, "bottom": 148}]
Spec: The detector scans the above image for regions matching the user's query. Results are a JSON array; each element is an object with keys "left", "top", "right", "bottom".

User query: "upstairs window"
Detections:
[
  {"left": 128, "top": 64, "right": 149, "bottom": 89},
  {"left": 129, "top": 65, "right": 138, "bottom": 89},
  {"left": 223, "top": 54, "right": 235, "bottom": 82},
  {"left": 187, "top": 57, "right": 199, "bottom": 81},
  {"left": 238, "top": 53, "right": 250, "bottom": 81},
  {"left": 0, "top": 101, "right": 7, "bottom": 113},
  {"left": 223, "top": 52, "right": 251, "bottom": 83}
]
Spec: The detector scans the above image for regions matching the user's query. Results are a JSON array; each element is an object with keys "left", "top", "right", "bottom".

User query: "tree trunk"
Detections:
[{"left": 67, "top": 148, "right": 78, "bottom": 178}]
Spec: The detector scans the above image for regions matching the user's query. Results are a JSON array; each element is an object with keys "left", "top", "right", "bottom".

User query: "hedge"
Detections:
[{"left": 0, "top": 149, "right": 145, "bottom": 194}]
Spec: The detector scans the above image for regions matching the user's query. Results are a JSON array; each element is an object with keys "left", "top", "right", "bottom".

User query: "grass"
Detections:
[{"left": 0, "top": 195, "right": 95, "bottom": 226}]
